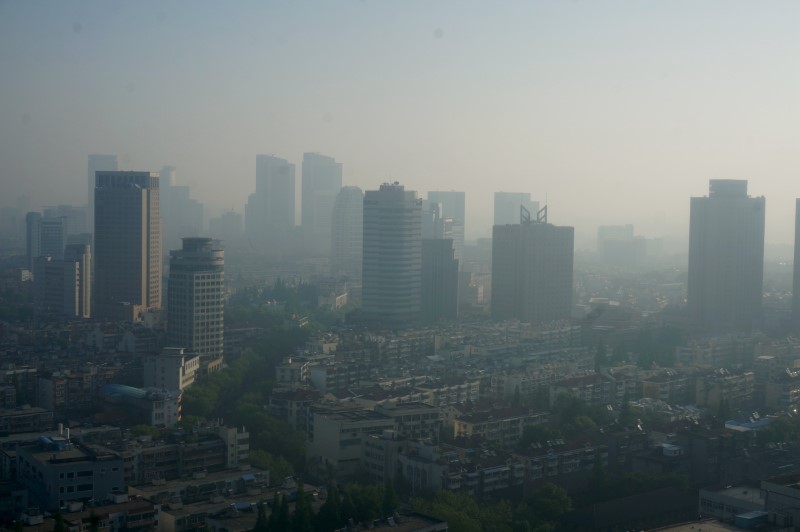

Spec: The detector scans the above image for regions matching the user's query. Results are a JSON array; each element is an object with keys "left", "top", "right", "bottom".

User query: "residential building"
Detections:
[
  {"left": 688, "top": 179, "right": 765, "bottom": 332},
  {"left": 142, "top": 347, "right": 200, "bottom": 392}
]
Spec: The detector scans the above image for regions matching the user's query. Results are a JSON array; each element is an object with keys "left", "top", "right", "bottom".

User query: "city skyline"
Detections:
[{"left": 1, "top": 2, "right": 798, "bottom": 248}]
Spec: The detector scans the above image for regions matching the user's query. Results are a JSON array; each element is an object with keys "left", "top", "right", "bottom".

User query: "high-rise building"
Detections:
[
  {"left": 494, "top": 192, "right": 539, "bottom": 226},
  {"left": 87, "top": 154, "right": 118, "bottom": 232},
  {"left": 301, "top": 153, "right": 342, "bottom": 246},
  {"left": 31, "top": 243, "right": 91, "bottom": 319},
  {"left": 428, "top": 191, "right": 466, "bottom": 263},
  {"left": 491, "top": 215, "right": 574, "bottom": 324},
  {"left": 245, "top": 155, "right": 296, "bottom": 244},
  {"left": 362, "top": 183, "right": 422, "bottom": 326},
  {"left": 330, "top": 186, "right": 363, "bottom": 281},
  {"left": 209, "top": 211, "right": 244, "bottom": 243},
  {"left": 422, "top": 239, "right": 459, "bottom": 322},
  {"left": 597, "top": 224, "right": 647, "bottom": 266},
  {"left": 43, "top": 205, "right": 88, "bottom": 237},
  {"left": 793, "top": 199, "right": 800, "bottom": 332},
  {"left": 26, "top": 212, "right": 65, "bottom": 269},
  {"left": 688, "top": 180, "right": 765, "bottom": 332},
  {"left": 94, "top": 171, "right": 161, "bottom": 321},
  {"left": 167, "top": 238, "right": 225, "bottom": 369},
  {"left": 160, "top": 166, "right": 204, "bottom": 254},
  {"left": 63, "top": 244, "right": 91, "bottom": 319}
]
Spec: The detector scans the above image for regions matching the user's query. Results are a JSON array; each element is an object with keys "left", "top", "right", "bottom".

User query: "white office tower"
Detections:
[
  {"left": 330, "top": 186, "right": 363, "bottom": 281},
  {"left": 361, "top": 183, "right": 422, "bottom": 326},
  {"left": 167, "top": 238, "right": 225, "bottom": 369}
]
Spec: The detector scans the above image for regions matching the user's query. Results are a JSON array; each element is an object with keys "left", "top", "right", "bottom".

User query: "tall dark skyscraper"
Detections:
[
  {"left": 491, "top": 213, "right": 574, "bottom": 324},
  {"left": 330, "top": 186, "right": 363, "bottom": 282},
  {"left": 167, "top": 238, "right": 225, "bottom": 371},
  {"left": 422, "top": 239, "right": 459, "bottom": 322},
  {"left": 688, "top": 179, "right": 765, "bottom": 332},
  {"left": 362, "top": 183, "right": 421, "bottom": 326},
  {"left": 94, "top": 171, "right": 161, "bottom": 321},
  {"left": 301, "top": 153, "right": 342, "bottom": 249},
  {"left": 87, "top": 154, "right": 118, "bottom": 233}
]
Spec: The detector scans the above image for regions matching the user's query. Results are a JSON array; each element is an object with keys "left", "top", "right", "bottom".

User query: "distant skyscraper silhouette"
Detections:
[
  {"left": 494, "top": 192, "right": 539, "bottom": 226},
  {"left": 428, "top": 191, "right": 466, "bottom": 263},
  {"left": 302, "top": 153, "right": 342, "bottom": 249},
  {"left": 94, "top": 171, "right": 161, "bottom": 321},
  {"left": 362, "top": 183, "right": 422, "bottom": 325},
  {"left": 245, "top": 155, "right": 296, "bottom": 242},
  {"left": 330, "top": 186, "right": 363, "bottom": 282},
  {"left": 688, "top": 179, "right": 765, "bottom": 332},
  {"left": 491, "top": 210, "right": 574, "bottom": 324},
  {"left": 87, "top": 154, "right": 118, "bottom": 233},
  {"left": 160, "top": 166, "right": 203, "bottom": 253},
  {"left": 167, "top": 238, "right": 225, "bottom": 370}
]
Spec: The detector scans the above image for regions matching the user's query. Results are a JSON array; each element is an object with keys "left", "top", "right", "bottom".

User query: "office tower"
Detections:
[
  {"left": 494, "top": 192, "right": 539, "bottom": 226},
  {"left": 63, "top": 244, "right": 91, "bottom": 318},
  {"left": 420, "top": 200, "right": 453, "bottom": 240},
  {"left": 330, "top": 186, "right": 363, "bottom": 281},
  {"left": 167, "top": 238, "right": 225, "bottom": 368},
  {"left": 94, "top": 171, "right": 161, "bottom": 321},
  {"left": 362, "top": 183, "right": 422, "bottom": 325},
  {"left": 428, "top": 191, "right": 466, "bottom": 262},
  {"left": 43, "top": 205, "right": 88, "bottom": 237},
  {"left": 26, "top": 212, "right": 65, "bottom": 269},
  {"left": 301, "top": 153, "right": 342, "bottom": 246},
  {"left": 31, "top": 244, "right": 90, "bottom": 319},
  {"left": 87, "top": 154, "right": 118, "bottom": 232},
  {"left": 688, "top": 180, "right": 765, "bottom": 332},
  {"left": 491, "top": 213, "right": 574, "bottom": 324},
  {"left": 245, "top": 155, "right": 296, "bottom": 246},
  {"left": 422, "top": 239, "right": 459, "bottom": 321},
  {"left": 160, "top": 166, "right": 204, "bottom": 253}
]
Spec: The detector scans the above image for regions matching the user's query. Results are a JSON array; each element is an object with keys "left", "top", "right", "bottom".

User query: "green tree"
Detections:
[
  {"left": 315, "top": 484, "right": 342, "bottom": 532},
  {"left": 53, "top": 510, "right": 65, "bottom": 532},
  {"left": 254, "top": 502, "right": 269, "bottom": 532},
  {"left": 530, "top": 484, "right": 571, "bottom": 522},
  {"left": 382, "top": 483, "right": 398, "bottom": 517},
  {"left": 292, "top": 482, "right": 314, "bottom": 532}
]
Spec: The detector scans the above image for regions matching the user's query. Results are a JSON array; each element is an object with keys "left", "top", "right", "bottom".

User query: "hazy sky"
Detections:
[{"left": 1, "top": 1, "right": 798, "bottom": 249}]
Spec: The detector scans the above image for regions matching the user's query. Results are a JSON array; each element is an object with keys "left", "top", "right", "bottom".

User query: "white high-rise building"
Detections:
[
  {"left": 330, "top": 186, "right": 363, "bottom": 281},
  {"left": 302, "top": 153, "right": 342, "bottom": 250},
  {"left": 361, "top": 183, "right": 422, "bottom": 326},
  {"left": 167, "top": 238, "right": 225, "bottom": 369},
  {"left": 428, "top": 191, "right": 465, "bottom": 263}
]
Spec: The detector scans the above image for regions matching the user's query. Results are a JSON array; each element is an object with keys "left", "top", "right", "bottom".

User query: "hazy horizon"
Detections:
[{"left": 1, "top": 1, "right": 798, "bottom": 251}]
